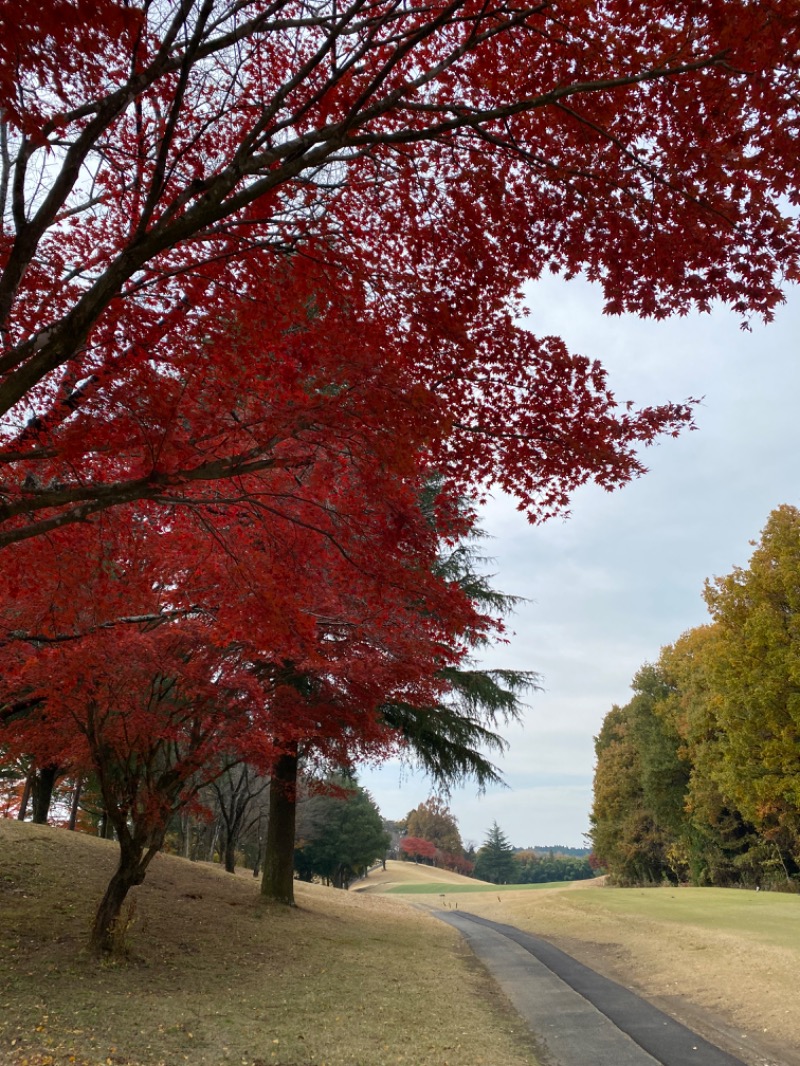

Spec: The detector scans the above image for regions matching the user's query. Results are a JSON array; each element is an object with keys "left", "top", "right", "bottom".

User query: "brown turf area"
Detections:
[
  {"left": 369, "top": 865, "right": 800, "bottom": 1066},
  {"left": 0, "top": 822, "right": 541, "bottom": 1066}
]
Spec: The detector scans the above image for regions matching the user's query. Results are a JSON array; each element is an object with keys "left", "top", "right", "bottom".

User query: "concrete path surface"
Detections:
[{"left": 436, "top": 909, "right": 750, "bottom": 1066}]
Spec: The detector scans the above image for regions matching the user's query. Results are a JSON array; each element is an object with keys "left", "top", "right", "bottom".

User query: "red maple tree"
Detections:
[
  {"left": 2, "top": 0, "right": 797, "bottom": 547},
  {"left": 0, "top": 455, "right": 487, "bottom": 942},
  {"left": 2, "top": 0, "right": 800, "bottom": 949},
  {"left": 0, "top": 511, "right": 270, "bottom": 948},
  {"left": 439, "top": 852, "right": 475, "bottom": 878},
  {"left": 400, "top": 836, "right": 439, "bottom": 864}
]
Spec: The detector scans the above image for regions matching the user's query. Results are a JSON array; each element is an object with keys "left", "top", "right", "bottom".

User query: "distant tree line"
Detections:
[
  {"left": 473, "top": 824, "right": 595, "bottom": 883},
  {"left": 591, "top": 505, "right": 800, "bottom": 890},
  {"left": 397, "top": 802, "right": 596, "bottom": 884},
  {"left": 523, "top": 845, "right": 591, "bottom": 858},
  {"left": 513, "top": 850, "right": 596, "bottom": 884}
]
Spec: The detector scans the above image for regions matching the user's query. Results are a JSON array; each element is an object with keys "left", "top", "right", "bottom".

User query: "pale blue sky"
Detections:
[{"left": 360, "top": 275, "right": 800, "bottom": 850}]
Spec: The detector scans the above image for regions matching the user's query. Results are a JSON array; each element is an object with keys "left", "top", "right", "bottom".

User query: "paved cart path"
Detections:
[{"left": 435, "top": 909, "right": 751, "bottom": 1066}]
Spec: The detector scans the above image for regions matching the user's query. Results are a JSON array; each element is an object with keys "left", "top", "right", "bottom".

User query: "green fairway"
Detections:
[
  {"left": 387, "top": 879, "right": 584, "bottom": 894},
  {"left": 558, "top": 885, "right": 800, "bottom": 950}
]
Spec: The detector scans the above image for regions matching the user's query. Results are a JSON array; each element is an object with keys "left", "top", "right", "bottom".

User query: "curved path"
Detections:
[{"left": 435, "top": 909, "right": 749, "bottom": 1066}]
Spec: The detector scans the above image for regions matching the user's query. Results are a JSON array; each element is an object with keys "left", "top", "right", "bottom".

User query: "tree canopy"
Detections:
[
  {"left": 405, "top": 797, "right": 464, "bottom": 856},
  {"left": 591, "top": 506, "right": 800, "bottom": 888},
  {"left": 3, "top": 0, "right": 799, "bottom": 546},
  {"left": 703, "top": 505, "right": 800, "bottom": 859},
  {"left": 294, "top": 779, "right": 388, "bottom": 889}
]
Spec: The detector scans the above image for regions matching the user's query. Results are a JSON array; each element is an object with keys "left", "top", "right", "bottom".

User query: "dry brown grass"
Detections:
[
  {"left": 432, "top": 881, "right": 800, "bottom": 1066},
  {"left": 352, "top": 861, "right": 488, "bottom": 892},
  {"left": 0, "top": 821, "right": 539, "bottom": 1066}
]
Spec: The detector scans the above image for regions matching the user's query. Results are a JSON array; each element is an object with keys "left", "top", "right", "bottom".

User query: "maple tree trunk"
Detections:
[
  {"left": 224, "top": 837, "right": 237, "bottom": 874},
  {"left": 261, "top": 742, "right": 299, "bottom": 906},
  {"left": 31, "top": 764, "right": 58, "bottom": 824},
  {"left": 90, "top": 831, "right": 161, "bottom": 954},
  {"left": 68, "top": 778, "right": 82, "bottom": 830},
  {"left": 17, "top": 769, "right": 33, "bottom": 820}
]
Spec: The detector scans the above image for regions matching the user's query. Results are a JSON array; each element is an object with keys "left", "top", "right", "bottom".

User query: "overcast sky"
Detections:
[{"left": 360, "top": 274, "right": 800, "bottom": 852}]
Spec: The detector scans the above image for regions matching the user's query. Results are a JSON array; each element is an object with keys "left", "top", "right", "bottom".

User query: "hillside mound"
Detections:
[
  {"left": 353, "top": 858, "right": 491, "bottom": 892},
  {"left": 0, "top": 820, "right": 539, "bottom": 1066}
]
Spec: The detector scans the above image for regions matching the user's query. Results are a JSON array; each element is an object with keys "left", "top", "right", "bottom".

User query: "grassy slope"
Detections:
[
  {"left": 0, "top": 821, "right": 540, "bottom": 1066},
  {"left": 354, "top": 862, "right": 491, "bottom": 889}
]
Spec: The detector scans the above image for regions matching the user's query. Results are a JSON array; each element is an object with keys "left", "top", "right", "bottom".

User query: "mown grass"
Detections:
[
  {"left": 449, "top": 881, "right": 800, "bottom": 1063},
  {"left": 386, "top": 880, "right": 581, "bottom": 895},
  {"left": 0, "top": 821, "right": 540, "bottom": 1066},
  {"left": 557, "top": 884, "right": 800, "bottom": 950}
]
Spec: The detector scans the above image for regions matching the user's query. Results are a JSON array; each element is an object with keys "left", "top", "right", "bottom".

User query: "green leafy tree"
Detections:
[
  {"left": 593, "top": 623, "right": 787, "bottom": 888},
  {"left": 702, "top": 505, "right": 800, "bottom": 881},
  {"left": 294, "top": 780, "right": 389, "bottom": 889},
  {"left": 405, "top": 797, "right": 463, "bottom": 856},
  {"left": 590, "top": 699, "right": 675, "bottom": 885},
  {"left": 474, "top": 822, "right": 518, "bottom": 884},
  {"left": 591, "top": 507, "right": 800, "bottom": 889},
  {"left": 628, "top": 665, "right": 689, "bottom": 842},
  {"left": 659, "top": 627, "right": 761, "bottom": 886}
]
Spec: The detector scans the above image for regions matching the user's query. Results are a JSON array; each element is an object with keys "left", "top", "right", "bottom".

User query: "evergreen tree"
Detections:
[
  {"left": 382, "top": 489, "right": 538, "bottom": 791},
  {"left": 264, "top": 494, "right": 536, "bottom": 903},
  {"left": 294, "top": 780, "right": 389, "bottom": 889},
  {"left": 474, "top": 822, "right": 518, "bottom": 884}
]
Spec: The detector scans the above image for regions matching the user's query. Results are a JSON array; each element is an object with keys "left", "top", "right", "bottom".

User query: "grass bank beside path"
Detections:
[
  {"left": 0, "top": 822, "right": 540, "bottom": 1066},
  {"left": 440, "top": 881, "right": 800, "bottom": 1066}
]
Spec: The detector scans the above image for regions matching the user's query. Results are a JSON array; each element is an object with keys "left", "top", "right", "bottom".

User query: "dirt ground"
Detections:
[{"left": 361, "top": 864, "right": 800, "bottom": 1066}]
